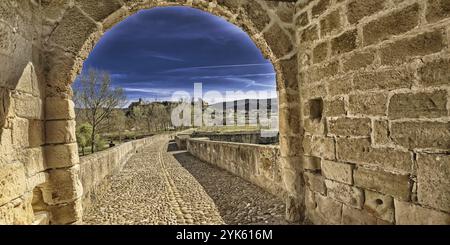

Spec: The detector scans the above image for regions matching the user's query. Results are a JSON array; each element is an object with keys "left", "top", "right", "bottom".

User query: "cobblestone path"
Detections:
[{"left": 83, "top": 135, "right": 288, "bottom": 225}]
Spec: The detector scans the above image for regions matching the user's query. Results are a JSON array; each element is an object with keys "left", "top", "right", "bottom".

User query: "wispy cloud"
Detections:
[
  {"left": 124, "top": 87, "right": 178, "bottom": 96},
  {"left": 142, "top": 51, "right": 185, "bottom": 62},
  {"left": 161, "top": 63, "right": 272, "bottom": 73},
  {"left": 224, "top": 77, "right": 276, "bottom": 88},
  {"left": 191, "top": 73, "right": 275, "bottom": 80}
]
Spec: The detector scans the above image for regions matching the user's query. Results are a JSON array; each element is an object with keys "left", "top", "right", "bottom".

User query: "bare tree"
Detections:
[{"left": 74, "top": 68, "right": 126, "bottom": 153}]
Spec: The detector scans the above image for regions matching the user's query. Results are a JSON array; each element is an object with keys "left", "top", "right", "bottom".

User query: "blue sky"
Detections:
[{"left": 75, "top": 6, "right": 276, "bottom": 104}]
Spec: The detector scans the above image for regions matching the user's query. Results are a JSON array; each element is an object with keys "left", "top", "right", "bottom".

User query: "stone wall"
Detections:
[
  {"left": 0, "top": 1, "right": 49, "bottom": 225},
  {"left": 296, "top": 0, "right": 450, "bottom": 224},
  {"left": 187, "top": 138, "right": 287, "bottom": 199},
  {"left": 79, "top": 136, "right": 157, "bottom": 212},
  {"left": 176, "top": 131, "right": 279, "bottom": 147},
  {"left": 192, "top": 131, "right": 262, "bottom": 144},
  {"left": 175, "top": 134, "right": 191, "bottom": 150},
  {"left": 0, "top": 0, "right": 301, "bottom": 225}
]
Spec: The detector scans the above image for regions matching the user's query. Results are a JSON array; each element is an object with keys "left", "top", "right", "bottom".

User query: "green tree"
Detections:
[
  {"left": 76, "top": 123, "right": 93, "bottom": 156},
  {"left": 74, "top": 69, "right": 126, "bottom": 153}
]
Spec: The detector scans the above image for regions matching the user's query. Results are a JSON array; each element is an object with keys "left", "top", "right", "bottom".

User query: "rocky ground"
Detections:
[{"left": 83, "top": 135, "right": 288, "bottom": 225}]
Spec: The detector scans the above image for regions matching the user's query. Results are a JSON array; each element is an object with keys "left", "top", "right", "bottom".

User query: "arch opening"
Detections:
[{"left": 50, "top": 3, "right": 301, "bottom": 224}]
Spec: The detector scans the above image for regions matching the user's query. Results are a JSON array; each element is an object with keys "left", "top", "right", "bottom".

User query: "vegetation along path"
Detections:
[{"left": 83, "top": 135, "right": 288, "bottom": 225}]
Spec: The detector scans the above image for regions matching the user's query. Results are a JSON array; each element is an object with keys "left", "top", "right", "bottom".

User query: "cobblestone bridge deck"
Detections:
[{"left": 83, "top": 135, "right": 288, "bottom": 225}]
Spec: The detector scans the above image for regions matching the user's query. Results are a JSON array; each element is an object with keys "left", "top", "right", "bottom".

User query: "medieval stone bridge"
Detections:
[
  {"left": 83, "top": 135, "right": 288, "bottom": 225},
  {"left": 1, "top": 0, "right": 449, "bottom": 225}
]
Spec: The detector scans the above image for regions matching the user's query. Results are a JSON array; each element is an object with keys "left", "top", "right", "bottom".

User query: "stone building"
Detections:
[{"left": 0, "top": 0, "right": 449, "bottom": 224}]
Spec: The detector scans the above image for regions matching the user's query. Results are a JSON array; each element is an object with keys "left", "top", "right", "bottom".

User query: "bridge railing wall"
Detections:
[
  {"left": 187, "top": 138, "right": 287, "bottom": 200},
  {"left": 79, "top": 136, "right": 157, "bottom": 211}
]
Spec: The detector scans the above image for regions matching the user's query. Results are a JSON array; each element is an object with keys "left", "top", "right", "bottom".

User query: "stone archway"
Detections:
[
  {"left": 40, "top": 0, "right": 303, "bottom": 224},
  {"left": 2, "top": 0, "right": 449, "bottom": 226}
]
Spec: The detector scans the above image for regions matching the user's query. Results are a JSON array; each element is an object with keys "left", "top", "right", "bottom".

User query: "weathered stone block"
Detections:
[
  {"left": 281, "top": 167, "right": 302, "bottom": 196},
  {"left": 354, "top": 167, "right": 411, "bottom": 201},
  {"left": 304, "top": 172, "right": 326, "bottom": 195},
  {"left": 347, "top": 0, "right": 386, "bottom": 24},
  {"left": 11, "top": 117, "right": 29, "bottom": 148},
  {"left": 302, "top": 82, "right": 327, "bottom": 99},
  {"left": 331, "top": 29, "right": 358, "bottom": 55},
  {"left": 313, "top": 41, "right": 328, "bottom": 64},
  {"left": 75, "top": 0, "right": 123, "bottom": 21},
  {"left": 380, "top": 29, "right": 446, "bottom": 65},
  {"left": 364, "top": 190, "right": 394, "bottom": 223},
  {"left": 417, "top": 154, "right": 450, "bottom": 213},
  {"left": 315, "top": 193, "right": 343, "bottom": 224},
  {"left": 48, "top": 199, "right": 83, "bottom": 224},
  {"left": 342, "top": 49, "right": 375, "bottom": 72},
  {"left": 0, "top": 88, "right": 11, "bottom": 129},
  {"left": 296, "top": 11, "right": 309, "bottom": 28},
  {"left": 426, "top": 0, "right": 450, "bottom": 23},
  {"left": 305, "top": 188, "right": 329, "bottom": 225},
  {"left": 32, "top": 211, "right": 50, "bottom": 225},
  {"left": 20, "top": 147, "right": 45, "bottom": 178},
  {"left": 0, "top": 129, "right": 14, "bottom": 165},
  {"left": 0, "top": 163, "right": 27, "bottom": 206},
  {"left": 328, "top": 117, "right": 371, "bottom": 137},
  {"left": 280, "top": 56, "right": 298, "bottom": 91},
  {"left": 28, "top": 120, "right": 44, "bottom": 147},
  {"left": 373, "top": 120, "right": 390, "bottom": 145},
  {"left": 388, "top": 91, "right": 447, "bottom": 119},
  {"left": 342, "top": 205, "right": 390, "bottom": 225},
  {"left": 303, "top": 155, "right": 321, "bottom": 171},
  {"left": 306, "top": 60, "right": 339, "bottom": 83},
  {"left": 303, "top": 135, "right": 336, "bottom": 160},
  {"left": 48, "top": 7, "right": 99, "bottom": 53},
  {"left": 324, "top": 97, "right": 346, "bottom": 117},
  {"left": 363, "top": 3, "right": 419, "bottom": 46},
  {"left": 325, "top": 179, "right": 364, "bottom": 208},
  {"left": 264, "top": 24, "right": 292, "bottom": 58},
  {"left": 328, "top": 75, "right": 353, "bottom": 96},
  {"left": 305, "top": 188, "right": 326, "bottom": 224},
  {"left": 304, "top": 118, "right": 325, "bottom": 135},
  {"left": 299, "top": 25, "right": 319, "bottom": 44},
  {"left": 279, "top": 136, "right": 302, "bottom": 157},
  {"left": 320, "top": 10, "right": 341, "bottom": 36},
  {"left": 419, "top": 58, "right": 450, "bottom": 87},
  {"left": 321, "top": 160, "right": 353, "bottom": 184},
  {"left": 42, "top": 166, "right": 83, "bottom": 205},
  {"left": 45, "top": 48, "right": 78, "bottom": 94},
  {"left": 15, "top": 62, "right": 39, "bottom": 96},
  {"left": 275, "top": 2, "right": 295, "bottom": 23},
  {"left": 390, "top": 121, "right": 450, "bottom": 150},
  {"left": 279, "top": 106, "right": 301, "bottom": 135},
  {"left": 312, "top": 0, "right": 330, "bottom": 17},
  {"left": 0, "top": 195, "right": 34, "bottom": 225},
  {"left": 45, "top": 143, "right": 80, "bottom": 169},
  {"left": 12, "top": 93, "right": 43, "bottom": 120},
  {"left": 46, "top": 120, "right": 77, "bottom": 144},
  {"left": 353, "top": 67, "right": 414, "bottom": 91},
  {"left": 349, "top": 93, "right": 388, "bottom": 116},
  {"left": 0, "top": 34, "right": 32, "bottom": 90},
  {"left": 243, "top": 1, "right": 271, "bottom": 31},
  {"left": 395, "top": 200, "right": 450, "bottom": 224},
  {"left": 26, "top": 172, "right": 48, "bottom": 192},
  {"left": 46, "top": 97, "right": 76, "bottom": 120},
  {"left": 337, "top": 138, "right": 413, "bottom": 173}
]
